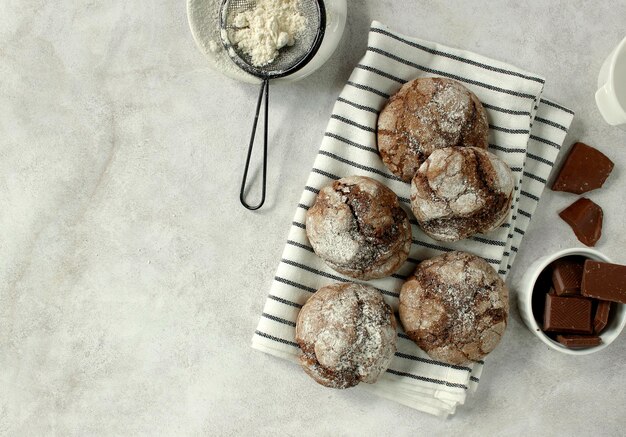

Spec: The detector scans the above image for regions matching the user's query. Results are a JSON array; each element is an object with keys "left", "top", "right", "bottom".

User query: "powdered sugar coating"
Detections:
[
  {"left": 377, "top": 77, "right": 489, "bottom": 182},
  {"left": 399, "top": 251, "right": 509, "bottom": 365},
  {"left": 296, "top": 282, "right": 398, "bottom": 389},
  {"left": 306, "top": 176, "right": 412, "bottom": 280},
  {"left": 410, "top": 146, "right": 514, "bottom": 241}
]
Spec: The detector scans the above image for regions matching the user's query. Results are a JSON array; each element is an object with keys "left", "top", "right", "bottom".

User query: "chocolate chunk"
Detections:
[
  {"left": 551, "top": 142, "right": 614, "bottom": 194},
  {"left": 581, "top": 260, "right": 626, "bottom": 304},
  {"left": 551, "top": 257, "right": 584, "bottom": 295},
  {"left": 594, "top": 300, "right": 611, "bottom": 334},
  {"left": 556, "top": 334, "right": 602, "bottom": 348},
  {"left": 559, "top": 198, "right": 603, "bottom": 247},
  {"left": 543, "top": 294, "right": 593, "bottom": 334}
]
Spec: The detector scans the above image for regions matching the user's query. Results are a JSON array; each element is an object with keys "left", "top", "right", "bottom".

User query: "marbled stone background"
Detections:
[{"left": 1, "top": 0, "right": 625, "bottom": 435}]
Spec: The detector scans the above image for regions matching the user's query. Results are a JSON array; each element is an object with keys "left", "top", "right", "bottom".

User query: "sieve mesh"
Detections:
[{"left": 219, "top": 0, "right": 325, "bottom": 78}]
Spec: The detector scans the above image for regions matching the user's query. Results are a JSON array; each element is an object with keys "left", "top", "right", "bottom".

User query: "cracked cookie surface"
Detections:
[
  {"left": 306, "top": 175, "right": 412, "bottom": 280},
  {"left": 377, "top": 77, "right": 489, "bottom": 182},
  {"left": 410, "top": 146, "right": 514, "bottom": 242},
  {"left": 399, "top": 251, "right": 508, "bottom": 365},
  {"left": 296, "top": 282, "right": 397, "bottom": 388}
]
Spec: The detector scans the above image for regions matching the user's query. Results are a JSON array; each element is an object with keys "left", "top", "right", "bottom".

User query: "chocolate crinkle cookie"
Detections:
[
  {"left": 411, "top": 146, "right": 514, "bottom": 242},
  {"left": 295, "top": 282, "right": 397, "bottom": 389},
  {"left": 306, "top": 175, "right": 412, "bottom": 280},
  {"left": 399, "top": 251, "right": 509, "bottom": 365},
  {"left": 377, "top": 77, "right": 489, "bottom": 182}
]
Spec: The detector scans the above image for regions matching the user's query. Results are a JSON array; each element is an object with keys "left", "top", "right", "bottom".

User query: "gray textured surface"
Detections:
[{"left": 2, "top": 1, "right": 626, "bottom": 435}]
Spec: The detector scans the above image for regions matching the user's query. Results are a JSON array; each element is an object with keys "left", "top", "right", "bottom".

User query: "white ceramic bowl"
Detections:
[
  {"left": 516, "top": 247, "right": 626, "bottom": 355},
  {"left": 187, "top": 0, "right": 347, "bottom": 84},
  {"left": 596, "top": 35, "right": 626, "bottom": 130}
]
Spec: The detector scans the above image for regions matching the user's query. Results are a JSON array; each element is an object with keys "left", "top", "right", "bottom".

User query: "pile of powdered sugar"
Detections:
[
  {"left": 229, "top": 0, "right": 307, "bottom": 67},
  {"left": 189, "top": 0, "right": 255, "bottom": 82}
]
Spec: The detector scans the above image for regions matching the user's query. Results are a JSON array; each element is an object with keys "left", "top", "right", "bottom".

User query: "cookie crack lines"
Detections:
[
  {"left": 336, "top": 181, "right": 365, "bottom": 237},
  {"left": 353, "top": 289, "right": 367, "bottom": 377},
  {"left": 295, "top": 283, "right": 397, "bottom": 389},
  {"left": 306, "top": 176, "right": 412, "bottom": 280},
  {"left": 399, "top": 252, "right": 509, "bottom": 365},
  {"left": 377, "top": 77, "right": 490, "bottom": 182},
  {"left": 411, "top": 147, "right": 514, "bottom": 242}
]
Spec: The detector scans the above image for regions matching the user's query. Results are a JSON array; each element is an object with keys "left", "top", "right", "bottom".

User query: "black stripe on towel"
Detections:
[
  {"left": 318, "top": 150, "right": 403, "bottom": 181},
  {"left": 523, "top": 171, "right": 547, "bottom": 184},
  {"left": 274, "top": 276, "right": 316, "bottom": 294},
  {"left": 304, "top": 186, "right": 320, "bottom": 194},
  {"left": 292, "top": 221, "right": 306, "bottom": 229},
  {"left": 488, "top": 124, "right": 530, "bottom": 134},
  {"left": 312, "top": 167, "right": 340, "bottom": 180},
  {"left": 395, "top": 351, "right": 472, "bottom": 372},
  {"left": 367, "top": 46, "right": 538, "bottom": 100},
  {"left": 336, "top": 97, "right": 379, "bottom": 114},
  {"left": 255, "top": 330, "right": 300, "bottom": 348},
  {"left": 391, "top": 272, "right": 409, "bottom": 280},
  {"left": 386, "top": 368, "right": 468, "bottom": 389},
  {"left": 330, "top": 114, "right": 377, "bottom": 133},
  {"left": 262, "top": 312, "right": 297, "bottom": 327},
  {"left": 470, "top": 376, "right": 480, "bottom": 383},
  {"left": 518, "top": 209, "right": 532, "bottom": 219},
  {"left": 346, "top": 77, "right": 534, "bottom": 118},
  {"left": 530, "top": 134, "right": 561, "bottom": 150},
  {"left": 521, "top": 190, "right": 540, "bottom": 202},
  {"left": 488, "top": 144, "right": 527, "bottom": 153},
  {"left": 347, "top": 80, "right": 390, "bottom": 98},
  {"left": 470, "top": 236, "right": 507, "bottom": 247},
  {"left": 268, "top": 293, "right": 304, "bottom": 308},
  {"left": 535, "top": 116, "right": 568, "bottom": 132},
  {"left": 281, "top": 258, "right": 348, "bottom": 282},
  {"left": 540, "top": 98, "right": 575, "bottom": 115},
  {"left": 526, "top": 152, "right": 554, "bottom": 166},
  {"left": 482, "top": 103, "right": 531, "bottom": 116},
  {"left": 324, "top": 132, "right": 378, "bottom": 153},
  {"left": 370, "top": 27, "right": 545, "bottom": 84},
  {"left": 287, "top": 240, "right": 314, "bottom": 253},
  {"left": 356, "top": 63, "right": 405, "bottom": 84},
  {"left": 281, "top": 258, "right": 400, "bottom": 298}
]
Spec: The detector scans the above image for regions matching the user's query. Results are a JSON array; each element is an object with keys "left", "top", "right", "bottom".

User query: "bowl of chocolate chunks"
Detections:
[{"left": 517, "top": 247, "right": 626, "bottom": 355}]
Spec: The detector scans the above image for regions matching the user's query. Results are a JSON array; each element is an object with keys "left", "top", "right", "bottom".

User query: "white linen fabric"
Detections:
[{"left": 251, "top": 21, "right": 574, "bottom": 417}]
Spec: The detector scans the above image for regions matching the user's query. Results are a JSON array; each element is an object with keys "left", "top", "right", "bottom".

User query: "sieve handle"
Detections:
[{"left": 240, "top": 78, "right": 269, "bottom": 210}]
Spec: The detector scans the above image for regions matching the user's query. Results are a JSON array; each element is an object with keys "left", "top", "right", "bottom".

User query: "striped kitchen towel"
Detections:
[{"left": 251, "top": 21, "right": 574, "bottom": 417}]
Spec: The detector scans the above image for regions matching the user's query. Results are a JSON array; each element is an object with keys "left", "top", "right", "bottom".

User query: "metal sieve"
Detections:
[{"left": 220, "top": 0, "right": 326, "bottom": 210}]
